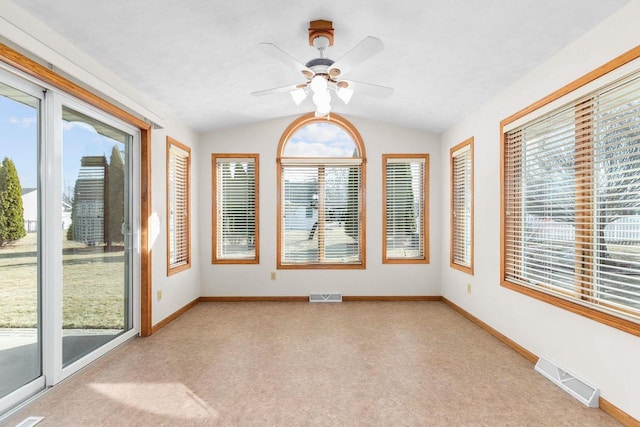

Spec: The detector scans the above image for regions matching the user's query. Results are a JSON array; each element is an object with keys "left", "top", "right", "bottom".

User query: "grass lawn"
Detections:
[{"left": 0, "top": 233, "right": 126, "bottom": 329}]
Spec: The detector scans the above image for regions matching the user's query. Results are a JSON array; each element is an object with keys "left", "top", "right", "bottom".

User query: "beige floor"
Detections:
[{"left": 4, "top": 301, "right": 620, "bottom": 426}]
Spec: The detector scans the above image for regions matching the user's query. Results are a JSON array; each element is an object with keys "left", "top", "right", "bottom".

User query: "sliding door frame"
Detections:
[
  {"left": 55, "top": 93, "right": 141, "bottom": 383},
  {"left": 0, "top": 66, "right": 47, "bottom": 414}
]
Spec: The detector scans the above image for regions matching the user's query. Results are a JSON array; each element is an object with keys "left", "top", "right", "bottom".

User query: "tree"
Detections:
[
  {"left": 0, "top": 157, "right": 26, "bottom": 246},
  {"left": 67, "top": 179, "right": 83, "bottom": 242},
  {"left": 592, "top": 103, "right": 640, "bottom": 262},
  {"left": 64, "top": 184, "right": 75, "bottom": 240},
  {"left": 106, "top": 145, "right": 125, "bottom": 247}
]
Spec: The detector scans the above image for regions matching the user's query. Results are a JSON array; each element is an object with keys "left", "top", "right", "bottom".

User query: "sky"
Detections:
[
  {"left": 0, "top": 95, "right": 38, "bottom": 188},
  {"left": 284, "top": 122, "right": 357, "bottom": 157},
  {"left": 0, "top": 95, "right": 126, "bottom": 193}
]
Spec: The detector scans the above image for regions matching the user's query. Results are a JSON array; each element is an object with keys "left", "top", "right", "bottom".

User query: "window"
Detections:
[
  {"left": 382, "top": 154, "right": 429, "bottom": 263},
  {"left": 166, "top": 137, "right": 190, "bottom": 274},
  {"left": 212, "top": 154, "right": 259, "bottom": 263},
  {"left": 450, "top": 138, "right": 474, "bottom": 274},
  {"left": 502, "top": 55, "right": 640, "bottom": 333},
  {"left": 277, "top": 113, "right": 365, "bottom": 269}
]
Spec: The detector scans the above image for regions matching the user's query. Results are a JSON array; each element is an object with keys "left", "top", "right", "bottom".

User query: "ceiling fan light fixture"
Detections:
[
  {"left": 312, "top": 90, "right": 330, "bottom": 107},
  {"left": 337, "top": 87, "right": 354, "bottom": 104},
  {"left": 290, "top": 88, "right": 308, "bottom": 105},
  {"left": 310, "top": 75, "right": 328, "bottom": 93}
]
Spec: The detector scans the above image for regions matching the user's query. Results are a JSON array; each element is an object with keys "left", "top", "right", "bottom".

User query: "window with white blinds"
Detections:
[
  {"left": 450, "top": 139, "right": 473, "bottom": 273},
  {"left": 212, "top": 154, "right": 259, "bottom": 263},
  {"left": 503, "top": 67, "right": 640, "bottom": 328},
  {"left": 167, "top": 137, "right": 190, "bottom": 274},
  {"left": 277, "top": 114, "right": 365, "bottom": 268},
  {"left": 383, "top": 154, "right": 429, "bottom": 263}
]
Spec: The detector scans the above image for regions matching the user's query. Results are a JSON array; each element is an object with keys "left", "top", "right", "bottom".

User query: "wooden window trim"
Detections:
[
  {"left": 449, "top": 138, "right": 474, "bottom": 275},
  {"left": 166, "top": 137, "right": 191, "bottom": 275},
  {"left": 382, "top": 154, "right": 430, "bottom": 264},
  {"left": 276, "top": 113, "right": 366, "bottom": 269},
  {"left": 500, "top": 45, "right": 640, "bottom": 337},
  {"left": 211, "top": 153, "right": 260, "bottom": 264},
  {"left": 0, "top": 43, "right": 154, "bottom": 336}
]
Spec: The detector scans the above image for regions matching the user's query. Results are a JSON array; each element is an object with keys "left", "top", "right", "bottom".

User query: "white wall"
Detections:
[
  {"left": 440, "top": 1, "right": 640, "bottom": 419},
  {"left": 199, "top": 115, "right": 441, "bottom": 296},
  {"left": 149, "top": 120, "right": 201, "bottom": 325},
  {"left": 0, "top": 1, "right": 201, "bottom": 328}
]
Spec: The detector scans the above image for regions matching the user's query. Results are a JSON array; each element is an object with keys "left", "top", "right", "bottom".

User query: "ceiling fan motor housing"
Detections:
[{"left": 305, "top": 57, "right": 335, "bottom": 76}]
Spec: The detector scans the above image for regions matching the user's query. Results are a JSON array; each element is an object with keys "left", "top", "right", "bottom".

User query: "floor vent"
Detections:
[
  {"left": 535, "top": 356, "right": 599, "bottom": 407},
  {"left": 14, "top": 417, "right": 44, "bottom": 427},
  {"left": 309, "top": 293, "right": 342, "bottom": 303}
]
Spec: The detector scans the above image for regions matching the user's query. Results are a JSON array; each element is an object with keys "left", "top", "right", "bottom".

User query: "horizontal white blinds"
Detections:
[
  {"left": 452, "top": 145, "right": 472, "bottom": 268},
  {"left": 504, "top": 69, "right": 640, "bottom": 322},
  {"left": 168, "top": 143, "right": 189, "bottom": 268},
  {"left": 215, "top": 157, "right": 257, "bottom": 260},
  {"left": 384, "top": 156, "right": 427, "bottom": 260},
  {"left": 281, "top": 164, "right": 361, "bottom": 264}
]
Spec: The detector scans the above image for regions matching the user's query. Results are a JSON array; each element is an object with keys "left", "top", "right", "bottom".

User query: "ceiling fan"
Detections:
[{"left": 251, "top": 20, "right": 393, "bottom": 117}]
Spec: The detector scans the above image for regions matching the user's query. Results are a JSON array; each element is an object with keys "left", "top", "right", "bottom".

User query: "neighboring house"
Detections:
[
  {"left": 62, "top": 201, "right": 72, "bottom": 230},
  {"left": 21, "top": 188, "right": 73, "bottom": 232},
  {"left": 21, "top": 187, "right": 37, "bottom": 232}
]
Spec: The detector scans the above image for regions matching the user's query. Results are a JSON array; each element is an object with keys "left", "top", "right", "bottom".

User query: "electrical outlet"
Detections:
[
  {"left": 270, "top": 272, "right": 276, "bottom": 281},
  {"left": 466, "top": 283, "right": 472, "bottom": 294},
  {"left": 157, "top": 290, "right": 162, "bottom": 301}
]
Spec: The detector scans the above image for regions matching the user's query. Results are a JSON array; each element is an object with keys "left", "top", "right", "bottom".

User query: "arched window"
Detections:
[{"left": 277, "top": 113, "right": 366, "bottom": 268}]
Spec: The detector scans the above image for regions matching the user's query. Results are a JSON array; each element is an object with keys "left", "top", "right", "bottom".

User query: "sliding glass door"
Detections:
[
  {"left": 61, "top": 105, "right": 134, "bottom": 368},
  {"left": 0, "top": 74, "right": 45, "bottom": 409},
  {"left": 0, "top": 69, "right": 140, "bottom": 414}
]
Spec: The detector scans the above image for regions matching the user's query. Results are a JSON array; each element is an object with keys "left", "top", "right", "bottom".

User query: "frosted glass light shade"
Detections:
[
  {"left": 310, "top": 75, "right": 328, "bottom": 92},
  {"left": 312, "top": 90, "right": 331, "bottom": 106},
  {"left": 337, "top": 87, "right": 353, "bottom": 104},
  {"left": 290, "top": 88, "right": 307, "bottom": 105}
]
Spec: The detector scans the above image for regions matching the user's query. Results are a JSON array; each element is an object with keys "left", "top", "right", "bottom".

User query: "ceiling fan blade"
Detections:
[
  {"left": 258, "top": 43, "right": 313, "bottom": 78},
  {"left": 341, "top": 80, "right": 394, "bottom": 98},
  {"left": 328, "top": 36, "right": 384, "bottom": 78},
  {"left": 250, "top": 84, "right": 302, "bottom": 97}
]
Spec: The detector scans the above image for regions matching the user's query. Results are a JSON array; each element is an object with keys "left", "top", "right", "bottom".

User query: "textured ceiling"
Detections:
[{"left": 15, "top": 0, "right": 629, "bottom": 134}]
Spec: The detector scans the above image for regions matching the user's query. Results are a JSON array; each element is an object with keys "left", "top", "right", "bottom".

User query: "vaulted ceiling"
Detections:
[{"left": 15, "top": 0, "right": 630, "bottom": 134}]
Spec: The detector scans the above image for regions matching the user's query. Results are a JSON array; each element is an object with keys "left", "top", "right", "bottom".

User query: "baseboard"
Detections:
[
  {"left": 198, "top": 296, "right": 308, "bottom": 302},
  {"left": 342, "top": 295, "right": 442, "bottom": 302},
  {"left": 198, "top": 295, "right": 441, "bottom": 302},
  {"left": 151, "top": 297, "right": 200, "bottom": 334},
  {"left": 599, "top": 398, "right": 640, "bottom": 427},
  {"left": 442, "top": 297, "right": 639, "bottom": 427}
]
